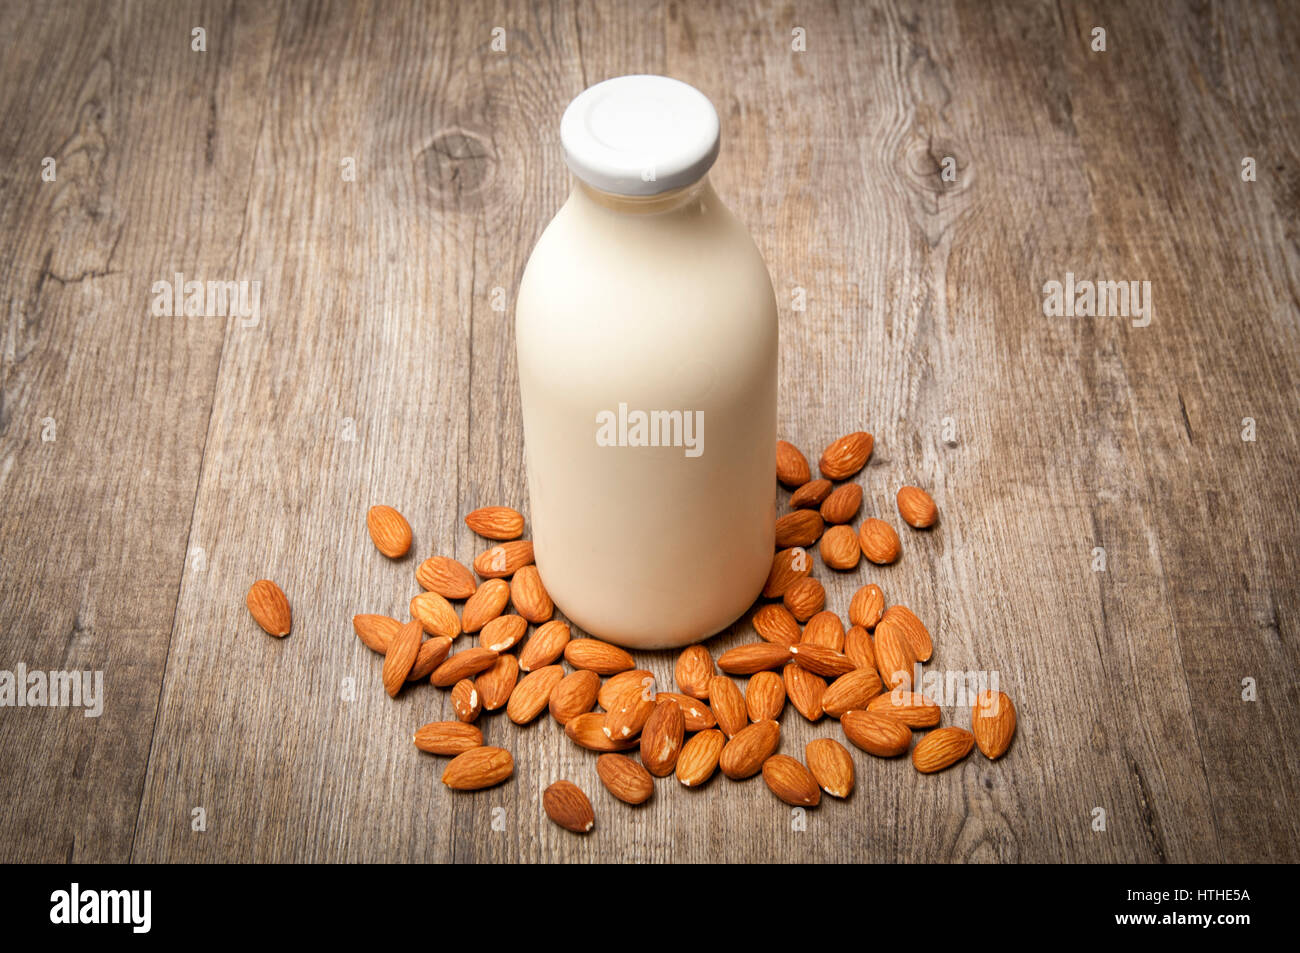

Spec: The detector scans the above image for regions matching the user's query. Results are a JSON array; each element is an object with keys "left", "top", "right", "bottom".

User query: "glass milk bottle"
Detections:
[{"left": 516, "top": 75, "right": 777, "bottom": 649}]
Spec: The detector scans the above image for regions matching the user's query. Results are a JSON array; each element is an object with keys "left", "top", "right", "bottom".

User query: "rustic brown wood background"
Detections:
[{"left": 1, "top": 0, "right": 1297, "bottom": 864}]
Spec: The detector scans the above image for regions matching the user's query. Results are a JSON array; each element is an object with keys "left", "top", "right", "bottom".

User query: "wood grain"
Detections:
[{"left": 1, "top": 0, "right": 1296, "bottom": 863}]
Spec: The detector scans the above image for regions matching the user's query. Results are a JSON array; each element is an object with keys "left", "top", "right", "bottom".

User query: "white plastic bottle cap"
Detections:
[{"left": 560, "top": 75, "right": 720, "bottom": 196}]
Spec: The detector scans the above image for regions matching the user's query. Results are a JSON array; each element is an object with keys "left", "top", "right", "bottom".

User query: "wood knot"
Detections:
[{"left": 417, "top": 130, "right": 494, "bottom": 208}]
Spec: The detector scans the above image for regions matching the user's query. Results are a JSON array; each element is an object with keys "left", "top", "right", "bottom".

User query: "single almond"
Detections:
[
  {"left": 548, "top": 668, "right": 601, "bottom": 725},
  {"left": 518, "top": 619, "right": 570, "bottom": 672},
  {"left": 972, "top": 689, "right": 1017, "bottom": 760},
  {"left": 565, "top": 711, "right": 639, "bottom": 751},
  {"left": 640, "top": 698, "right": 685, "bottom": 776},
  {"left": 801, "top": 610, "right": 846, "bottom": 652},
  {"left": 844, "top": 625, "right": 877, "bottom": 670},
  {"left": 675, "top": 728, "right": 726, "bottom": 787},
  {"left": 564, "top": 638, "right": 635, "bottom": 675},
  {"left": 543, "top": 780, "right": 595, "bottom": 833},
  {"left": 753, "top": 604, "right": 802, "bottom": 647},
  {"left": 789, "top": 643, "right": 855, "bottom": 678},
  {"left": 819, "top": 525, "right": 861, "bottom": 570},
  {"left": 246, "top": 579, "right": 291, "bottom": 637},
  {"left": 506, "top": 664, "right": 564, "bottom": 724},
  {"left": 912, "top": 726, "right": 974, "bottom": 773},
  {"left": 461, "top": 578, "right": 510, "bottom": 633},
  {"left": 464, "top": 505, "right": 525, "bottom": 540},
  {"left": 866, "top": 690, "right": 941, "bottom": 728},
  {"left": 745, "top": 670, "right": 787, "bottom": 722},
  {"left": 655, "top": 692, "right": 717, "bottom": 731},
  {"left": 896, "top": 485, "right": 938, "bottom": 529},
  {"left": 841, "top": 709, "right": 912, "bottom": 757},
  {"left": 429, "top": 647, "right": 499, "bottom": 687},
  {"left": 784, "top": 662, "right": 827, "bottom": 721},
  {"left": 474, "top": 653, "right": 518, "bottom": 710},
  {"left": 789, "top": 478, "right": 832, "bottom": 509},
  {"left": 762, "top": 754, "right": 821, "bottom": 807},
  {"left": 776, "top": 440, "right": 811, "bottom": 486},
  {"left": 708, "top": 675, "right": 748, "bottom": 738},
  {"left": 382, "top": 619, "right": 422, "bottom": 696},
  {"left": 848, "top": 583, "right": 885, "bottom": 629},
  {"left": 602, "top": 684, "right": 656, "bottom": 740},
  {"left": 413, "top": 721, "right": 483, "bottom": 755},
  {"left": 441, "top": 746, "right": 513, "bottom": 790},
  {"left": 783, "top": 576, "right": 825, "bottom": 621},
  {"left": 775, "top": 509, "right": 825, "bottom": 548},
  {"left": 821, "top": 667, "right": 885, "bottom": 717},
  {"left": 859, "top": 518, "right": 901, "bottom": 564},
  {"left": 478, "top": 613, "right": 527, "bottom": 652},
  {"left": 596, "top": 753, "right": 655, "bottom": 805},
  {"left": 410, "top": 590, "right": 462, "bottom": 639},
  {"left": 674, "top": 644, "right": 716, "bottom": 698},
  {"left": 352, "top": 613, "right": 400, "bottom": 654},
  {"left": 600, "top": 670, "right": 656, "bottom": 710},
  {"left": 762, "top": 547, "right": 812, "bottom": 598},
  {"left": 805, "top": 738, "right": 855, "bottom": 798},
  {"left": 366, "top": 505, "right": 412, "bottom": 558},
  {"left": 819, "top": 431, "right": 873, "bottom": 480},
  {"left": 416, "top": 556, "right": 477, "bottom": 600},
  {"left": 717, "top": 642, "right": 791, "bottom": 675},
  {"left": 878, "top": 604, "right": 933, "bottom": 661},
  {"left": 408, "top": 636, "right": 453, "bottom": 681},
  {"left": 509, "top": 565, "right": 553, "bottom": 623},
  {"left": 873, "top": 622, "right": 916, "bottom": 690},
  {"left": 719, "top": 720, "right": 780, "bottom": 779},
  {"left": 473, "top": 540, "right": 534, "bottom": 579},
  {"left": 819, "top": 483, "right": 863, "bottom": 524},
  {"left": 451, "top": 678, "right": 482, "bottom": 722}
]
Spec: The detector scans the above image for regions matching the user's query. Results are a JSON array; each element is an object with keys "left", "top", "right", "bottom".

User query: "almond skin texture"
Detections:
[
  {"left": 776, "top": 440, "right": 811, "bottom": 486},
  {"left": 564, "top": 638, "right": 635, "bottom": 675},
  {"left": 896, "top": 486, "right": 938, "bottom": 529},
  {"left": 841, "top": 710, "right": 913, "bottom": 757},
  {"left": 451, "top": 678, "right": 482, "bottom": 722},
  {"left": 464, "top": 505, "right": 525, "bottom": 541},
  {"left": 821, "top": 668, "right": 885, "bottom": 718},
  {"left": 600, "top": 670, "right": 656, "bottom": 710},
  {"left": 413, "top": 721, "right": 483, "bottom": 755},
  {"left": 820, "top": 483, "right": 863, "bottom": 524},
  {"left": 844, "top": 625, "right": 877, "bottom": 671},
  {"left": 784, "top": 662, "right": 827, "bottom": 721},
  {"left": 674, "top": 644, "right": 715, "bottom": 699},
  {"left": 518, "top": 620, "right": 570, "bottom": 672},
  {"left": 789, "top": 478, "right": 832, "bottom": 509},
  {"left": 543, "top": 780, "right": 595, "bottom": 833},
  {"left": 859, "top": 519, "right": 901, "bottom": 564},
  {"left": 473, "top": 540, "right": 534, "bottom": 579},
  {"left": 753, "top": 604, "right": 803, "bottom": 647},
  {"left": 878, "top": 605, "right": 933, "bottom": 662},
  {"left": 972, "top": 690, "right": 1017, "bottom": 759},
  {"left": 382, "top": 619, "right": 423, "bottom": 696},
  {"left": 867, "top": 690, "right": 941, "bottom": 728},
  {"left": 246, "top": 580, "right": 291, "bottom": 637},
  {"left": 548, "top": 669, "right": 601, "bottom": 725},
  {"left": 509, "top": 565, "right": 553, "bottom": 623},
  {"left": 410, "top": 591, "right": 462, "bottom": 640},
  {"left": 430, "top": 647, "right": 499, "bottom": 687},
  {"left": 353, "top": 613, "right": 400, "bottom": 654},
  {"left": 565, "top": 712, "right": 639, "bottom": 751},
  {"left": 416, "top": 556, "right": 477, "bottom": 600},
  {"left": 763, "top": 547, "right": 812, "bottom": 598},
  {"left": 746, "top": 670, "right": 787, "bottom": 722},
  {"left": 708, "top": 675, "right": 748, "bottom": 738},
  {"left": 407, "top": 636, "right": 453, "bottom": 681},
  {"left": 475, "top": 654, "right": 518, "bottom": 710},
  {"left": 762, "top": 754, "right": 821, "bottom": 807},
  {"left": 719, "top": 720, "right": 780, "bottom": 779},
  {"left": 640, "top": 698, "right": 686, "bottom": 776},
  {"left": 478, "top": 613, "right": 527, "bottom": 652},
  {"left": 874, "top": 623, "right": 916, "bottom": 691},
  {"left": 676, "top": 728, "right": 727, "bottom": 787},
  {"left": 912, "top": 726, "right": 975, "bottom": 773},
  {"left": 819, "top": 524, "right": 861, "bottom": 570},
  {"left": 775, "top": 509, "right": 825, "bottom": 548},
  {"left": 783, "top": 576, "right": 825, "bottom": 622},
  {"left": 717, "top": 642, "right": 791, "bottom": 675},
  {"left": 802, "top": 611, "right": 846, "bottom": 652},
  {"left": 461, "top": 578, "right": 510, "bottom": 633},
  {"left": 848, "top": 584, "right": 885, "bottom": 630},
  {"left": 806, "top": 738, "right": 855, "bottom": 798},
  {"left": 366, "top": 505, "right": 412, "bottom": 558},
  {"left": 656, "top": 693, "right": 717, "bottom": 731},
  {"left": 442, "top": 746, "right": 513, "bottom": 790},
  {"left": 789, "top": 643, "right": 855, "bottom": 678},
  {"left": 506, "top": 665, "right": 564, "bottom": 724},
  {"left": 819, "top": 432, "right": 873, "bottom": 480},
  {"left": 602, "top": 685, "right": 656, "bottom": 740},
  {"left": 596, "top": 754, "right": 655, "bottom": 805}
]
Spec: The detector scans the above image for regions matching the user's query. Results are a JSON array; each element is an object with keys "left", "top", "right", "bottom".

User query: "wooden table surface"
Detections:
[{"left": 2, "top": 0, "right": 1297, "bottom": 864}]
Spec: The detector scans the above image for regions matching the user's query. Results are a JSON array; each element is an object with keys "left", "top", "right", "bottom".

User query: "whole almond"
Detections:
[
  {"left": 859, "top": 518, "right": 901, "bottom": 564},
  {"left": 464, "top": 505, "right": 525, "bottom": 541},
  {"left": 776, "top": 440, "right": 811, "bottom": 486},
  {"left": 506, "top": 665, "right": 564, "bottom": 724},
  {"left": 676, "top": 729, "right": 726, "bottom": 787},
  {"left": 353, "top": 613, "right": 400, "bottom": 653},
  {"left": 746, "top": 670, "right": 787, "bottom": 722},
  {"left": 548, "top": 669, "right": 601, "bottom": 725},
  {"left": 873, "top": 622, "right": 916, "bottom": 690},
  {"left": 784, "top": 662, "right": 827, "bottom": 721},
  {"left": 366, "top": 505, "right": 412, "bottom": 558},
  {"left": 775, "top": 509, "right": 825, "bottom": 548},
  {"left": 761, "top": 754, "right": 821, "bottom": 807},
  {"left": 475, "top": 653, "right": 518, "bottom": 710},
  {"left": 753, "top": 604, "right": 803, "bottom": 647},
  {"left": 602, "top": 685, "right": 656, "bottom": 740},
  {"left": 416, "top": 556, "right": 477, "bottom": 600},
  {"left": 518, "top": 619, "right": 570, "bottom": 672},
  {"left": 596, "top": 754, "right": 655, "bottom": 805},
  {"left": 783, "top": 576, "right": 825, "bottom": 621},
  {"left": 848, "top": 584, "right": 885, "bottom": 629},
  {"left": 410, "top": 591, "right": 462, "bottom": 639},
  {"left": 442, "top": 746, "right": 513, "bottom": 790},
  {"left": 819, "top": 525, "right": 861, "bottom": 570},
  {"left": 844, "top": 625, "right": 877, "bottom": 670},
  {"left": 408, "top": 636, "right": 453, "bottom": 681},
  {"left": 708, "top": 675, "right": 748, "bottom": 738},
  {"left": 763, "top": 547, "right": 812, "bottom": 598},
  {"left": 867, "top": 690, "right": 941, "bottom": 728},
  {"left": 543, "top": 780, "right": 595, "bottom": 833},
  {"left": 878, "top": 605, "right": 933, "bottom": 662},
  {"left": 655, "top": 692, "right": 717, "bottom": 731},
  {"left": 461, "top": 578, "right": 510, "bottom": 633},
  {"left": 719, "top": 720, "right": 780, "bottom": 779},
  {"left": 717, "top": 642, "right": 791, "bottom": 675},
  {"left": 674, "top": 644, "right": 715, "bottom": 699},
  {"left": 896, "top": 486, "right": 938, "bottom": 529},
  {"left": 819, "top": 431, "right": 873, "bottom": 480},
  {"left": 801, "top": 610, "right": 846, "bottom": 652},
  {"left": 600, "top": 670, "right": 656, "bottom": 710},
  {"left": 789, "top": 643, "right": 855, "bottom": 678},
  {"left": 819, "top": 483, "right": 862, "bottom": 524},
  {"left": 565, "top": 712, "right": 639, "bottom": 751},
  {"left": 640, "top": 698, "right": 685, "bottom": 776},
  {"left": 430, "top": 647, "right": 499, "bottom": 687},
  {"left": 413, "top": 721, "right": 483, "bottom": 755},
  {"left": 789, "top": 478, "right": 832, "bottom": 509},
  {"left": 564, "top": 638, "right": 635, "bottom": 675},
  {"left": 805, "top": 738, "right": 855, "bottom": 798},
  {"left": 246, "top": 580, "right": 291, "bottom": 637},
  {"left": 451, "top": 678, "right": 482, "bottom": 722},
  {"left": 478, "top": 613, "right": 527, "bottom": 652},
  {"left": 972, "top": 689, "right": 1017, "bottom": 760},
  {"left": 473, "top": 540, "right": 534, "bottom": 579},
  {"left": 821, "top": 667, "right": 885, "bottom": 717},
  {"left": 382, "top": 619, "right": 422, "bottom": 696},
  {"left": 509, "top": 565, "right": 553, "bottom": 623},
  {"left": 912, "top": 726, "right": 974, "bottom": 773},
  {"left": 841, "top": 710, "right": 912, "bottom": 757}
]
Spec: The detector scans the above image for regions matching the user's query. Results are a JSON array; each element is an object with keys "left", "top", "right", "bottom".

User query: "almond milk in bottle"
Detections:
[{"left": 516, "top": 75, "right": 777, "bottom": 649}]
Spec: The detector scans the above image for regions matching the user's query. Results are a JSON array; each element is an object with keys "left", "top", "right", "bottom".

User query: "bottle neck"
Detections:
[{"left": 574, "top": 176, "right": 712, "bottom": 215}]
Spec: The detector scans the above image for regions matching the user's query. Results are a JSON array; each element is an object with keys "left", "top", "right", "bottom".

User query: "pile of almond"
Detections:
[{"left": 246, "top": 432, "right": 1017, "bottom": 834}]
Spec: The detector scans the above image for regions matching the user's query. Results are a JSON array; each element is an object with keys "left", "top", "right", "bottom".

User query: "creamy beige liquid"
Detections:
[{"left": 516, "top": 177, "right": 777, "bottom": 648}]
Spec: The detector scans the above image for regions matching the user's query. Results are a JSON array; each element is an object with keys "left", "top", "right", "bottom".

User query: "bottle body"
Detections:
[{"left": 516, "top": 179, "right": 777, "bottom": 648}]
